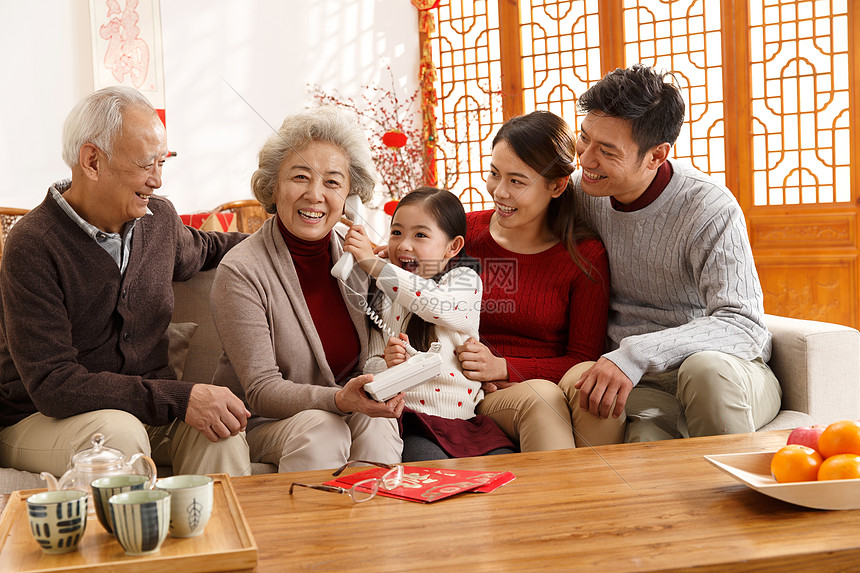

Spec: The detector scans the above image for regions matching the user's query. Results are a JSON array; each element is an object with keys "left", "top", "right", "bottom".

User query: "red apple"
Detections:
[{"left": 787, "top": 425, "right": 826, "bottom": 453}]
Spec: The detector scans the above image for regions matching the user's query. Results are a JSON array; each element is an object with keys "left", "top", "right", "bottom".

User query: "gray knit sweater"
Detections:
[{"left": 572, "top": 159, "right": 771, "bottom": 385}]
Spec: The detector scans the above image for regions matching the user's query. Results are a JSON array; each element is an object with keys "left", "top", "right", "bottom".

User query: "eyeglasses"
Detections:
[{"left": 289, "top": 460, "right": 404, "bottom": 503}]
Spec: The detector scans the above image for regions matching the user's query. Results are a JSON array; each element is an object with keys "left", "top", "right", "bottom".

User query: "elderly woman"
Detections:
[{"left": 210, "top": 107, "right": 404, "bottom": 472}]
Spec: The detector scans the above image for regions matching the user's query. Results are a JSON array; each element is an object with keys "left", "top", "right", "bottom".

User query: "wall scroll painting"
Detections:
[{"left": 89, "top": 0, "right": 166, "bottom": 124}]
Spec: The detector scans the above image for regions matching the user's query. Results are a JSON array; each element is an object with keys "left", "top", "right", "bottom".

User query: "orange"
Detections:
[
  {"left": 817, "top": 420, "right": 860, "bottom": 458},
  {"left": 770, "top": 445, "right": 823, "bottom": 483},
  {"left": 817, "top": 454, "right": 860, "bottom": 481}
]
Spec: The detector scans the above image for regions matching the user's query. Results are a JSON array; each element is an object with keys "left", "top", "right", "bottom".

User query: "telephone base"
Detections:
[{"left": 364, "top": 352, "right": 443, "bottom": 402}]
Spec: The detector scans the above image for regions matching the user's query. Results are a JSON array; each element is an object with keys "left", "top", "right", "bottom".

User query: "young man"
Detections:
[
  {"left": 564, "top": 64, "right": 782, "bottom": 442},
  {"left": 0, "top": 87, "right": 251, "bottom": 475}
]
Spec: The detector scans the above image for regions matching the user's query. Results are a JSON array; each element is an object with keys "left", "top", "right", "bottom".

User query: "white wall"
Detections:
[{"left": 0, "top": 0, "right": 419, "bottom": 214}]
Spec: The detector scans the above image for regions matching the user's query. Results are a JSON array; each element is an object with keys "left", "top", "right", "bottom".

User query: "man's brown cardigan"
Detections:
[{"left": 0, "top": 182, "right": 244, "bottom": 427}]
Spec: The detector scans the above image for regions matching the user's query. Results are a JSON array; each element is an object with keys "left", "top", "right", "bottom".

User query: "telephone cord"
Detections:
[{"left": 342, "top": 282, "right": 418, "bottom": 356}]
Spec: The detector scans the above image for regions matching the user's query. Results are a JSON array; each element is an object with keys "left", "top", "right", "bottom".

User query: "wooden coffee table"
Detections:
[
  {"left": 229, "top": 431, "right": 860, "bottom": 572},
  {"left": 3, "top": 431, "right": 857, "bottom": 571}
]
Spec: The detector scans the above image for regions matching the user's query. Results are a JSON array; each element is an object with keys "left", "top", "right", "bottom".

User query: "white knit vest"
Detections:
[{"left": 363, "top": 264, "right": 483, "bottom": 419}]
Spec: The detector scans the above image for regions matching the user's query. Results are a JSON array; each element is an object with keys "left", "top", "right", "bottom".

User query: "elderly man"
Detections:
[{"left": 0, "top": 86, "right": 251, "bottom": 476}]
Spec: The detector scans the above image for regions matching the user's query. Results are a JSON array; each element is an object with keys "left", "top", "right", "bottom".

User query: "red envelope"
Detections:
[{"left": 326, "top": 465, "right": 515, "bottom": 503}]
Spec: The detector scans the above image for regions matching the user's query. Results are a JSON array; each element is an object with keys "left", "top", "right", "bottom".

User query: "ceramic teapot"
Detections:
[{"left": 40, "top": 433, "right": 157, "bottom": 492}]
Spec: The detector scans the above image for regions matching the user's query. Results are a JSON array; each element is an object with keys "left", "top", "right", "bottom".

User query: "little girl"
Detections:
[{"left": 343, "top": 187, "right": 515, "bottom": 461}]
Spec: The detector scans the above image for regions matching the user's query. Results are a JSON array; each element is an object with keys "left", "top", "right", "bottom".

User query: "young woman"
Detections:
[
  {"left": 455, "top": 110, "right": 626, "bottom": 451},
  {"left": 344, "top": 187, "right": 514, "bottom": 460}
]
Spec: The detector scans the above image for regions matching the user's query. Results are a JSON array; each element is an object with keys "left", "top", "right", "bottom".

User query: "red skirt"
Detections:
[{"left": 400, "top": 408, "right": 516, "bottom": 458}]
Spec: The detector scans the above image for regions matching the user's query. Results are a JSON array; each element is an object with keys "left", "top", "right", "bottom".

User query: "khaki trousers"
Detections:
[
  {"left": 558, "top": 362, "right": 627, "bottom": 447},
  {"left": 624, "top": 351, "right": 782, "bottom": 442},
  {"left": 0, "top": 409, "right": 251, "bottom": 477},
  {"left": 247, "top": 410, "right": 402, "bottom": 473},
  {"left": 475, "top": 364, "right": 626, "bottom": 452}
]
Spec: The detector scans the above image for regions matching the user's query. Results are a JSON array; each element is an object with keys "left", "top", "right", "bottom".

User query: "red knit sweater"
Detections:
[
  {"left": 276, "top": 217, "right": 360, "bottom": 383},
  {"left": 465, "top": 210, "right": 610, "bottom": 383}
]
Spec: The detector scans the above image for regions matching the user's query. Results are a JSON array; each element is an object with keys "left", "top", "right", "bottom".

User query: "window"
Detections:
[
  {"left": 428, "top": 0, "right": 853, "bottom": 211},
  {"left": 426, "top": 0, "right": 860, "bottom": 326}
]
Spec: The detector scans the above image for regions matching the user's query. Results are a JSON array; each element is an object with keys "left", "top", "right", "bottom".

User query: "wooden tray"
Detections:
[{"left": 0, "top": 474, "right": 257, "bottom": 573}]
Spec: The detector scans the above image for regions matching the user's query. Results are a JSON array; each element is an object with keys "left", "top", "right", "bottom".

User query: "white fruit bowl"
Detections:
[{"left": 705, "top": 451, "right": 860, "bottom": 510}]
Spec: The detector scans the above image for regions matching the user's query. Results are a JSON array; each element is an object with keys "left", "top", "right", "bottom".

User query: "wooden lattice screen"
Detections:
[
  {"left": 431, "top": 1, "right": 505, "bottom": 210},
  {"left": 747, "top": 1, "right": 851, "bottom": 206},
  {"left": 426, "top": 0, "right": 860, "bottom": 327},
  {"left": 429, "top": 0, "right": 852, "bottom": 207}
]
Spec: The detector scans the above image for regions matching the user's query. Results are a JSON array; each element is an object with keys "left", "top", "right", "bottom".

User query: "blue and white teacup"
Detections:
[
  {"left": 26, "top": 490, "right": 88, "bottom": 554},
  {"left": 91, "top": 474, "right": 149, "bottom": 535},
  {"left": 109, "top": 489, "right": 171, "bottom": 556}
]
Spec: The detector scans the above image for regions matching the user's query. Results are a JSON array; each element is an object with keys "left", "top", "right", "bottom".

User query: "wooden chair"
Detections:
[
  {"left": 211, "top": 200, "right": 271, "bottom": 233},
  {"left": 0, "top": 207, "right": 30, "bottom": 269}
]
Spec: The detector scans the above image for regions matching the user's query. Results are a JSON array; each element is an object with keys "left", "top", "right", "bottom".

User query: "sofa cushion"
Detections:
[
  {"left": 757, "top": 409, "right": 813, "bottom": 432},
  {"left": 0, "top": 466, "right": 45, "bottom": 493},
  {"left": 167, "top": 322, "right": 198, "bottom": 381},
  {"left": 171, "top": 270, "right": 223, "bottom": 385}
]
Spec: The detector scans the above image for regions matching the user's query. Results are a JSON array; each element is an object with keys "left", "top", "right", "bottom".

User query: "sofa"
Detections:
[
  {"left": 2, "top": 269, "right": 859, "bottom": 494},
  {"left": 0, "top": 269, "right": 278, "bottom": 496}
]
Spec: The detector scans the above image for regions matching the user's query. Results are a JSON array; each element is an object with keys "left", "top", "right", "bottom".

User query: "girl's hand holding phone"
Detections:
[
  {"left": 343, "top": 225, "right": 385, "bottom": 277},
  {"left": 383, "top": 333, "right": 410, "bottom": 368},
  {"left": 343, "top": 225, "right": 374, "bottom": 259}
]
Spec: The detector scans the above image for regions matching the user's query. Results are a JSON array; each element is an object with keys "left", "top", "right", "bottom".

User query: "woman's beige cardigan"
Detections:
[{"left": 210, "top": 216, "right": 370, "bottom": 431}]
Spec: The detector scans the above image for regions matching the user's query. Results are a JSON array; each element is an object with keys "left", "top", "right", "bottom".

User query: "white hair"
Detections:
[
  {"left": 61, "top": 86, "right": 155, "bottom": 168},
  {"left": 251, "top": 106, "right": 376, "bottom": 213}
]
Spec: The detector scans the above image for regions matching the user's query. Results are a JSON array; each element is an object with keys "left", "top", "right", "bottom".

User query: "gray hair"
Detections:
[
  {"left": 252, "top": 106, "right": 376, "bottom": 213},
  {"left": 62, "top": 86, "right": 155, "bottom": 169}
]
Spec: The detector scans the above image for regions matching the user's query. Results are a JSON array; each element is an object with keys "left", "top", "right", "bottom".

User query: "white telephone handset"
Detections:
[{"left": 331, "top": 194, "right": 363, "bottom": 281}]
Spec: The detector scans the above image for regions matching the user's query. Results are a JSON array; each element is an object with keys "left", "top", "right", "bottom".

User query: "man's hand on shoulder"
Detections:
[
  {"left": 574, "top": 357, "right": 633, "bottom": 419},
  {"left": 186, "top": 384, "right": 251, "bottom": 442}
]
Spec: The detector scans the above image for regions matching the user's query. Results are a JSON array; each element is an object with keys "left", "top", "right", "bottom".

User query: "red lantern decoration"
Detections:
[
  {"left": 383, "top": 200, "right": 399, "bottom": 216},
  {"left": 382, "top": 129, "right": 408, "bottom": 149}
]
